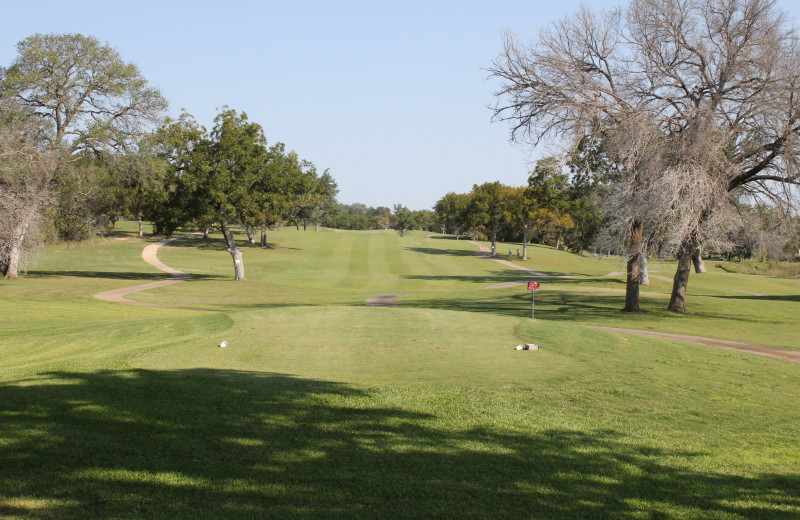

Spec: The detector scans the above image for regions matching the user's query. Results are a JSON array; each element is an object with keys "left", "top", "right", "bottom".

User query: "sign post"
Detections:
[{"left": 527, "top": 281, "right": 540, "bottom": 318}]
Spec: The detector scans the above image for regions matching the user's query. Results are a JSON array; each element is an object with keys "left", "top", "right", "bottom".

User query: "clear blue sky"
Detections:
[{"left": 2, "top": 1, "right": 799, "bottom": 210}]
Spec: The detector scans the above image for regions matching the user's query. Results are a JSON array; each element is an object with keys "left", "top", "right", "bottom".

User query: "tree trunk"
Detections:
[
  {"left": 4, "top": 237, "right": 23, "bottom": 279},
  {"left": 3, "top": 203, "right": 38, "bottom": 279},
  {"left": 220, "top": 219, "right": 245, "bottom": 281},
  {"left": 138, "top": 212, "right": 143, "bottom": 238},
  {"left": 245, "top": 226, "right": 255, "bottom": 244},
  {"left": 624, "top": 220, "right": 643, "bottom": 312},
  {"left": 0, "top": 242, "right": 9, "bottom": 276},
  {"left": 668, "top": 239, "right": 693, "bottom": 313},
  {"left": 522, "top": 226, "right": 529, "bottom": 260},
  {"left": 491, "top": 231, "right": 497, "bottom": 256},
  {"left": 204, "top": 227, "right": 209, "bottom": 239},
  {"left": 639, "top": 253, "right": 649, "bottom": 285},
  {"left": 692, "top": 244, "right": 706, "bottom": 274},
  {"left": 315, "top": 223, "right": 320, "bottom": 232},
  {"left": 260, "top": 225, "right": 268, "bottom": 247}
]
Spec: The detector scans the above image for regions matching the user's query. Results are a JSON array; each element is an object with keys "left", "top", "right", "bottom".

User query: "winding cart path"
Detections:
[{"left": 94, "top": 234, "right": 224, "bottom": 312}]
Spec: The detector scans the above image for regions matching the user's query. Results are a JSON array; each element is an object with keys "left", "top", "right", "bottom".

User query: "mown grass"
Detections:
[{"left": 1, "top": 223, "right": 798, "bottom": 519}]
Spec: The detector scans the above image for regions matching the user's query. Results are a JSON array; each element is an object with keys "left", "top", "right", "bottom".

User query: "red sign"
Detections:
[{"left": 527, "top": 281, "right": 540, "bottom": 291}]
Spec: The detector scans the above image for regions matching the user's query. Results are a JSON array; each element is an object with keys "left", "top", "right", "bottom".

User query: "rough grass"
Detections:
[
  {"left": 715, "top": 259, "right": 800, "bottom": 277},
  {"left": 1, "top": 223, "right": 798, "bottom": 519}
]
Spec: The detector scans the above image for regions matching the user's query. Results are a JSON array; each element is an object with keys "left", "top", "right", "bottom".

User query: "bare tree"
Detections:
[
  {"left": 0, "top": 101, "right": 57, "bottom": 278},
  {"left": 490, "top": 0, "right": 800, "bottom": 313}
]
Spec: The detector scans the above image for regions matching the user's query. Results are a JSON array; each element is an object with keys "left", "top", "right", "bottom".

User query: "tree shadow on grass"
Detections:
[
  {"left": 162, "top": 237, "right": 300, "bottom": 252},
  {"left": 403, "top": 270, "right": 530, "bottom": 285},
  {"left": 713, "top": 294, "right": 800, "bottom": 303},
  {"left": 1, "top": 369, "right": 796, "bottom": 519},
  {"left": 403, "top": 246, "right": 482, "bottom": 258},
  {"left": 402, "top": 288, "right": 788, "bottom": 325},
  {"left": 402, "top": 292, "right": 625, "bottom": 322},
  {"left": 26, "top": 271, "right": 223, "bottom": 281},
  {"left": 158, "top": 236, "right": 231, "bottom": 252},
  {"left": 402, "top": 273, "right": 624, "bottom": 286}
]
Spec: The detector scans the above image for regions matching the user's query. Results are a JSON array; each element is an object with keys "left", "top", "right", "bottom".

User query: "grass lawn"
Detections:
[{"left": 1, "top": 224, "right": 798, "bottom": 519}]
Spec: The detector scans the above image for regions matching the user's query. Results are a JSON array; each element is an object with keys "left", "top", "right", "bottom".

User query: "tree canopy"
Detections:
[
  {"left": 0, "top": 33, "right": 167, "bottom": 278},
  {"left": 2, "top": 33, "right": 167, "bottom": 155},
  {"left": 490, "top": 0, "right": 800, "bottom": 312}
]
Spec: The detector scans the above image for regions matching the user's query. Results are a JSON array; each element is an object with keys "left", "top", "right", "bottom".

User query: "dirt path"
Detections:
[
  {"left": 378, "top": 237, "right": 795, "bottom": 363},
  {"left": 472, "top": 242, "right": 794, "bottom": 363},
  {"left": 94, "top": 234, "right": 224, "bottom": 312},
  {"left": 606, "top": 271, "right": 672, "bottom": 282},
  {"left": 466, "top": 240, "right": 574, "bottom": 280},
  {"left": 728, "top": 289, "right": 768, "bottom": 297},
  {"left": 584, "top": 325, "right": 800, "bottom": 364},
  {"left": 365, "top": 294, "right": 404, "bottom": 307}
]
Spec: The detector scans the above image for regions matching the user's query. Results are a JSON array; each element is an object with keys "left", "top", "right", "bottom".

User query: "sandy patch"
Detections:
[
  {"left": 365, "top": 294, "right": 405, "bottom": 307},
  {"left": 484, "top": 281, "right": 528, "bottom": 289}
]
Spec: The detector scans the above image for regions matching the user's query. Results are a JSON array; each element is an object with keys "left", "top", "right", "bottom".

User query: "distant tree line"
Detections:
[
  {"left": 322, "top": 203, "right": 436, "bottom": 235},
  {"left": 326, "top": 204, "right": 391, "bottom": 230},
  {"left": 433, "top": 156, "right": 606, "bottom": 259},
  {"left": 434, "top": 158, "right": 799, "bottom": 265}
]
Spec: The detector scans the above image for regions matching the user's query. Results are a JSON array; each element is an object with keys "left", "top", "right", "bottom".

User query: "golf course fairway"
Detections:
[{"left": 1, "top": 224, "right": 798, "bottom": 519}]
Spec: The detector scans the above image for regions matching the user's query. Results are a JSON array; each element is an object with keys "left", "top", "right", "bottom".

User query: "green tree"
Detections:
[
  {"left": 390, "top": 204, "right": 415, "bottom": 237},
  {"left": 565, "top": 137, "right": 613, "bottom": 255},
  {"left": 51, "top": 153, "right": 113, "bottom": 241},
  {"left": 563, "top": 191, "right": 605, "bottom": 255},
  {"left": 434, "top": 192, "right": 471, "bottom": 239},
  {"left": 412, "top": 209, "right": 435, "bottom": 232},
  {"left": 155, "top": 109, "right": 266, "bottom": 280},
  {"left": 2, "top": 33, "right": 167, "bottom": 155},
  {"left": 468, "top": 182, "right": 513, "bottom": 256},
  {"left": 289, "top": 161, "right": 327, "bottom": 231},
  {"left": 507, "top": 186, "right": 537, "bottom": 260},
  {"left": 256, "top": 144, "right": 302, "bottom": 246},
  {"left": 306, "top": 170, "right": 339, "bottom": 232},
  {"left": 116, "top": 136, "right": 169, "bottom": 238},
  {"left": 0, "top": 33, "right": 166, "bottom": 277}
]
